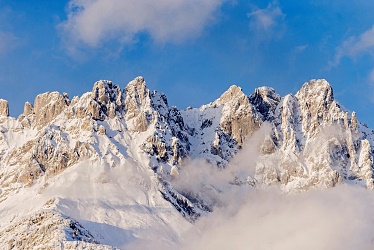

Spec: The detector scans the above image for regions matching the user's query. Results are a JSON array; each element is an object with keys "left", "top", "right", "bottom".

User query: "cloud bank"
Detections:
[
  {"left": 59, "top": 0, "right": 227, "bottom": 54},
  {"left": 171, "top": 124, "right": 374, "bottom": 249},
  {"left": 180, "top": 186, "right": 374, "bottom": 250}
]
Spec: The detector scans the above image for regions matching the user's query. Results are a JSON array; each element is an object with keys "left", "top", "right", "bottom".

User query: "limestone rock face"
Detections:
[
  {"left": 98, "top": 125, "right": 106, "bottom": 135},
  {"left": 249, "top": 86, "right": 281, "bottom": 121},
  {"left": 34, "top": 92, "right": 69, "bottom": 128},
  {"left": 2, "top": 127, "right": 87, "bottom": 187},
  {"left": 0, "top": 99, "right": 9, "bottom": 117},
  {"left": 358, "top": 139, "right": 374, "bottom": 187},
  {"left": 23, "top": 102, "right": 34, "bottom": 116},
  {"left": 213, "top": 85, "right": 261, "bottom": 145},
  {"left": 124, "top": 76, "right": 153, "bottom": 132},
  {"left": 90, "top": 80, "right": 123, "bottom": 120},
  {"left": 0, "top": 210, "right": 99, "bottom": 249},
  {"left": 295, "top": 79, "right": 336, "bottom": 137},
  {"left": 252, "top": 79, "right": 374, "bottom": 190},
  {"left": 276, "top": 94, "right": 303, "bottom": 153},
  {"left": 18, "top": 102, "right": 35, "bottom": 128},
  {"left": 140, "top": 96, "right": 190, "bottom": 165}
]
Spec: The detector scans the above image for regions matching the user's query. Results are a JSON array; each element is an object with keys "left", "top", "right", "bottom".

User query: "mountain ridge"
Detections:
[{"left": 0, "top": 77, "right": 373, "bottom": 248}]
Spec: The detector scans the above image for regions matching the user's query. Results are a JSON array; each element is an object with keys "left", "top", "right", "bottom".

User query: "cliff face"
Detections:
[
  {"left": 255, "top": 79, "right": 374, "bottom": 191},
  {"left": 0, "top": 77, "right": 373, "bottom": 248},
  {"left": 0, "top": 99, "right": 9, "bottom": 117}
]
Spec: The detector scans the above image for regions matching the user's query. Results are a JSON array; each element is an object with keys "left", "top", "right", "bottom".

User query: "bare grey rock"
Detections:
[
  {"left": 0, "top": 210, "right": 99, "bottom": 249},
  {"left": 253, "top": 79, "right": 374, "bottom": 190},
  {"left": 0, "top": 99, "right": 9, "bottom": 117},
  {"left": 91, "top": 80, "right": 123, "bottom": 120},
  {"left": 98, "top": 125, "right": 106, "bottom": 135},
  {"left": 249, "top": 86, "right": 281, "bottom": 121},
  {"left": 295, "top": 79, "right": 335, "bottom": 137},
  {"left": 124, "top": 76, "right": 153, "bottom": 132},
  {"left": 23, "top": 101, "right": 34, "bottom": 116},
  {"left": 214, "top": 85, "right": 261, "bottom": 145},
  {"left": 34, "top": 92, "right": 68, "bottom": 128}
]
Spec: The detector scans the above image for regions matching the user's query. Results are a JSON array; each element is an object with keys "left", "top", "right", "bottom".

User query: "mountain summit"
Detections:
[{"left": 0, "top": 77, "right": 373, "bottom": 248}]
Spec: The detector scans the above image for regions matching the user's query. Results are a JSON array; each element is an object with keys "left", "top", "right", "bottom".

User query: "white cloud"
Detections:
[
  {"left": 129, "top": 184, "right": 374, "bottom": 250},
  {"left": 369, "top": 68, "right": 374, "bottom": 83},
  {"left": 333, "top": 25, "right": 374, "bottom": 65},
  {"left": 180, "top": 186, "right": 374, "bottom": 250},
  {"left": 247, "top": 1, "right": 285, "bottom": 35},
  {"left": 59, "top": 0, "right": 227, "bottom": 54}
]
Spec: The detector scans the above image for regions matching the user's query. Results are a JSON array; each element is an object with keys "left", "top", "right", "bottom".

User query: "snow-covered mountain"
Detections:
[{"left": 0, "top": 77, "right": 373, "bottom": 249}]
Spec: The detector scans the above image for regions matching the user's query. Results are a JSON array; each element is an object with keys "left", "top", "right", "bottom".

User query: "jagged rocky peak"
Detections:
[
  {"left": 91, "top": 80, "right": 122, "bottom": 105},
  {"left": 1, "top": 210, "right": 99, "bottom": 248},
  {"left": 17, "top": 101, "right": 35, "bottom": 127},
  {"left": 215, "top": 85, "right": 244, "bottom": 105},
  {"left": 33, "top": 92, "right": 69, "bottom": 128},
  {"left": 351, "top": 111, "right": 358, "bottom": 132},
  {"left": 16, "top": 101, "right": 34, "bottom": 128},
  {"left": 123, "top": 76, "right": 154, "bottom": 132},
  {"left": 124, "top": 76, "right": 150, "bottom": 109},
  {"left": 23, "top": 101, "right": 34, "bottom": 116},
  {"left": 295, "top": 79, "right": 334, "bottom": 107},
  {"left": 249, "top": 86, "right": 281, "bottom": 121},
  {"left": 212, "top": 84, "right": 261, "bottom": 145},
  {"left": 252, "top": 86, "right": 280, "bottom": 101},
  {"left": 150, "top": 91, "right": 169, "bottom": 117},
  {"left": 293, "top": 79, "right": 340, "bottom": 136},
  {"left": 0, "top": 99, "right": 9, "bottom": 117},
  {"left": 90, "top": 80, "right": 123, "bottom": 119},
  {"left": 125, "top": 76, "right": 147, "bottom": 91}
]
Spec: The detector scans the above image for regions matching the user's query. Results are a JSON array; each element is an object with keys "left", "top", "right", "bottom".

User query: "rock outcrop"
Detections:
[
  {"left": 34, "top": 92, "right": 69, "bottom": 128},
  {"left": 90, "top": 80, "right": 123, "bottom": 120},
  {"left": 253, "top": 79, "right": 374, "bottom": 190},
  {"left": 0, "top": 210, "right": 100, "bottom": 249},
  {"left": 249, "top": 86, "right": 281, "bottom": 121},
  {"left": 0, "top": 99, "right": 9, "bottom": 117},
  {"left": 213, "top": 85, "right": 261, "bottom": 145}
]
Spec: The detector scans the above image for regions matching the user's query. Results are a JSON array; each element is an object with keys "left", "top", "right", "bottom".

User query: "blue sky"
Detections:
[{"left": 1, "top": 0, "right": 374, "bottom": 126}]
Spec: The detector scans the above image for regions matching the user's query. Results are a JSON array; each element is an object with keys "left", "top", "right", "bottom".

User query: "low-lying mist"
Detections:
[
  {"left": 129, "top": 123, "right": 374, "bottom": 249},
  {"left": 170, "top": 123, "right": 272, "bottom": 204},
  {"left": 179, "top": 186, "right": 374, "bottom": 250},
  {"left": 128, "top": 185, "right": 374, "bottom": 250}
]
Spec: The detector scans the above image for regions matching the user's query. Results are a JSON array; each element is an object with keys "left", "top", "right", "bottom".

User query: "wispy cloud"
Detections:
[
  {"left": 59, "top": 0, "right": 227, "bottom": 56},
  {"left": 0, "top": 7, "right": 18, "bottom": 56},
  {"left": 369, "top": 68, "right": 374, "bottom": 83},
  {"left": 0, "top": 31, "right": 17, "bottom": 55},
  {"left": 333, "top": 24, "right": 374, "bottom": 66},
  {"left": 288, "top": 44, "right": 308, "bottom": 67},
  {"left": 247, "top": 1, "right": 285, "bottom": 41},
  {"left": 367, "top": 68, "right": 374, "bottom": 103}
]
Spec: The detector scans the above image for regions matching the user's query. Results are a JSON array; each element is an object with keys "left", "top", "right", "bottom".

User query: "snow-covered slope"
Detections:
[{"left": 0, "top": 77, "right": 373, "bottom": 248}]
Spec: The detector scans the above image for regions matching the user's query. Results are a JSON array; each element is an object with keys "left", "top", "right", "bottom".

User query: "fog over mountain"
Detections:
[{"left": 0, "top": 77, "right": 373, "bottom": 249}]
